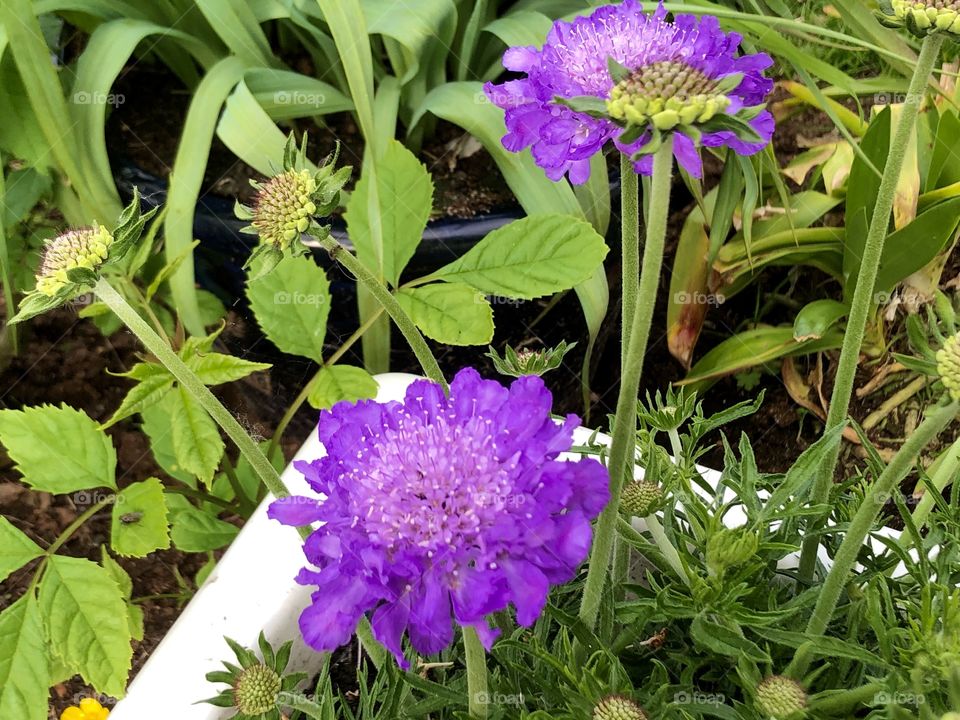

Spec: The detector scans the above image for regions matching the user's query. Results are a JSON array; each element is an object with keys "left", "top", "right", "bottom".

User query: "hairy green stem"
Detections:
[
  {"left": 789, "top": 399, "right": 958, "bottom": 678},
  {"left": 47, "top": 498, "right": 114, "bottom": 556},
  {"left": 95, "top": 278, "right": 292, "bottom": 502},
  {"left": 464, "top": 625, "right": 489, "bottom": 719},
  {"left": 579, "top": 137, "right": 674, "bottom": 630},
  {"left": 798, "top": 33, "right": 944, "bottom": 582},
  {"left": 909, "top": 433, "right": 960, "bottom": 532},
  {"left": 316, "top": 235, "right": 446, "bottom": 390}
]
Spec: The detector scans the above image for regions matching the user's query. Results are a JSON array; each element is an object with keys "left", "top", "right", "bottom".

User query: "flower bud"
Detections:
[
  {"left": 706, "top": 527, "right": 759, "bottom": 574},
  {"left": 234, "top": 664, "right": 283, "bottom": 715},
  {"left": 620, "top": 480, "right": 664, "bottom": 517},
  {"left": 36, "top": 226, "right": 113, "bottom": 296},
  {"left": 250, "top": 169, "right": 318, "bottom": 249},
  {"left": 593, "top": 695, "right": 648, "bottom": 720},
  {"left": 881, "top": 0, "right": 960, "bottom": 37},
  {"left": 755, "top": 675, "right": 807, "bottom": 719},
  {"left": 936, "top": 333, "right": 960, "bottom": 402}
]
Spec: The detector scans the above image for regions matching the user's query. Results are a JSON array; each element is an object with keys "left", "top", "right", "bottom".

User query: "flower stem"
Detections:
[
  {"left": 315, "top": 235, "right": 447, "bottom": 391},
  {"left": 797, "top": 33, "right": 944, "bottom": 582},
  {"left": 645, "top": 514, "right": 688, "bottom": 585},
  {"left": 788, "top": 398, "right": 958, "bottom": 678},
  {"left": 94, "top": 278, "right": 292, "bottom": 503},
  {"left": 464, "top": 625, "right": 489, "bottom": 719},
  {"left": 620, "top": 153, "right": 640, "bottom": 374},
  {"left": 579, "top": 136, "right": 674, "bottom": 630},
  {"left": 46, "top": 498, "right": 114, "bottom": 556}
]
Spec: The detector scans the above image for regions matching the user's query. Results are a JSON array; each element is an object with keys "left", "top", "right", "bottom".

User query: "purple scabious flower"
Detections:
[
  {"left": 268, "top": 368, "right": 609, "bottom": 668},
  {"left": 484, "top": 1, "right": 775, "bottom": 182}
]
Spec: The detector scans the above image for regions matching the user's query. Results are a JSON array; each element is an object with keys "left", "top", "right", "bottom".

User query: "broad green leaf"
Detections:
[
  {"left": 100, "top": 549, "right": 144, "bottom": 641},
  {"left": 140, "top": 394, "right": 194, "bottom": 485},
  {"left": 307, "top": 365, "right": 378, "bottom": 410},
  {"left": 169, "top": 388, "right": 224, "bottom": 487},
  {"left": 397, "top": 284, "right": 494, "bottom": 346},
  {"left": 109, "top": 366, "right": 174, "bottom": 425},
  {"left": 187, "top": 352, "right": 271, "bottom": 386},
  {"left": 363, "top": 0, "right": 457, "bottom": 83},
  {"left": 793, "top": 299, "right": 848, "bottom": 341},
  {"left": 430, "top": 214, "right": 608, "bottom": 299},
  {"left": 246, "top": 255, "right": 331, "bottom": 363},
  {"left": 0, "top": 596, "right": 48, "bottom": 720},
  {"left": 168, "top": 502, "right": 239, "bottom": 552},
  {"left": 344, "top": 139, "right": 434, "bottom": 287},
  {"left": 244, "top": 68, "right": 353, "bottom": 121},
  {"left": 0, "top": 404, "right": 116, "bottom": 493},
  {"left": 38, "top": 556, "right": 132, "bottom": 698},
  {"left": 195, "top": 0, "right": 274, "bottom": 65},
  {"left": 111, "top": 478, "right": 170, "bottom": 558},
  {"left": 0, "top": 517, "right": 42, "bottom": 583}
]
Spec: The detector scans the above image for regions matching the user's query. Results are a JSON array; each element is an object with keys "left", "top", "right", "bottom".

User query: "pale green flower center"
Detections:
[
  {"left": 755, "top": 676, "right": 807, "bottom": 718},
  {"left": 593, "top": 695, "right": 648, "bottom": 720},
  {"left": 36, "top": 226, "right": 113, "bottom": 296},
  {"left": 252, "top": 169, "right": 318, "bottom": 249},
  {"left": 891, "top": 0, "right": 960, "bottom": 33},
  {"left": 937, "top": 334, "right": 960, "bottom": 402},
  {"left": 234, "top": 664, "right": 282, "bottom": 715},
  {"left": 606, "top": 61, "right": 731, "bottom": 130}
]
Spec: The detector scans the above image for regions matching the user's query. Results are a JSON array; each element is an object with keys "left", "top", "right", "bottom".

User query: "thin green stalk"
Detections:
[
  {"left": 645, "top": 514, "right": 688, "bottom": 585},
  {"left": 464, "top": 625, "right": 489, "bottom": 719},
  {"left": 789, "top": 399, "right": 958, "bottom": 678},
  {"left": 47, "top": 498, "right": 114, "bottom": 556},
  {"left": 909, "top": 433, "right": 960, "bottom": 532},
  {"left": 798, "top": 33, "right": 944, "bottom": 582},
  {"left": 620, "top": 153, "right": 640, "bottom": 373},
  {"left": 809, "top": 683, "right": 884, "bottom": 715},
  {"left": 316, "top": 235, "right": 446, "bottom": 390},
  {"left": 94, "top": 278, "right": 291, "bottom": 502},
  {"left": 579, "top": 137, "right": 674, "bottom": 630},
  {"left": 267, "top": 306, "right": 385, "bottom": 461},
  {"left": 0, "top": 164, "right": 18, "bottom": 355}
]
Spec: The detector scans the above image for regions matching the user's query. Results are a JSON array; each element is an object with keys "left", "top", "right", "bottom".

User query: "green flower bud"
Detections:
[
  {"left": 606, "top": 60, "right": 731, "bottom": 131},
  {"left": 620, "top": 480, "right": 664, "bottom": 517},
  {"left": 36, "top": 226, "right": 113, "bottom": 296},
  {"left": 937, "top": 333, "right": 960, "bottom": 402},
  {"left": 706, "top": 527, "right": 759, "bottom": 574},
  {"left": 882, "top": 0, "right": 960, "bottom": 37},
  {"left": 593, "top": 695, "right": 648, "bottom": 720},
  {"left": 234, "top": 664, "right": 282, "bottom": 716},
  {"left": 485, "top": 341, "right": 576, "bottom": 378},
  {"left": 755, "top": 676, "right": 807, "bottom": 719},
  {"left": 250, "top": 169, "right": 318, "bottom": 249}
]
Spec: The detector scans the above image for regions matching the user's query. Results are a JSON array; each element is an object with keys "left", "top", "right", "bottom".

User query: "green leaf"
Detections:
[
  {"left": 0, "top": 596, "right": 48, "bottom": 720},
  {"left": 38, "top": 555, "right": 132, "bottom": 698},
  {"left": 100, "top": 549, "right": 144, "bottom": 642},
  {"left": 109, "top": 366, "right": 174, "bottom": 425},
  {"left": 0, "top": 404, "right": 116, "bottom": 493},
  {"left": 168, "top": 502, "right": 239, "bottom": 552},
  {"left": 111, "top": 478, "right": 170, "bottom": 558},
  {"left": 0, "top": 517, "right": 42, "bottom": 583},
  {"left": 186, "top": 352, "right": 271, "bottom": 386},
  {"left": 344, "top": 139, "right": 433, "bottom": 287},
  {"left": 430, "top": 214, "right": 608, "bottom": 299},
  {"left": 307, "top": 365, "right": 378, "bottom": 410},
  {"left": 397, "top": 284, "right": 494, "bottom": 346},
  {"left": 140, "top": 395, "right": 194, "bottom": 485},
  {"left": 793, "top": 299, "right": 848, "bottom": 341},
  {"left": 169, "top": 388, "right": 224, "bottom": 487},
  {"left": 246, "top": 255, "right": 331, "bottom": 363}
]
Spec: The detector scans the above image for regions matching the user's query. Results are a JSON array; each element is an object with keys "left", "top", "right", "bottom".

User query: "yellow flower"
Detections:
[{"left": 60, "top": 698, "right": 110, "bottom": 720}]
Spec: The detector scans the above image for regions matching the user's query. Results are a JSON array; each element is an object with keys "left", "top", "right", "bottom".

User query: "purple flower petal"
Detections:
[{"left": 267, "top": 496, "right": 324, "bottom": 526}]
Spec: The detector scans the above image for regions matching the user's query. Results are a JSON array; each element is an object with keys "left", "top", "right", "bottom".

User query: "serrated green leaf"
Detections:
[
  {"left": 344, "top": 139, "right": 433, "bottom": 287},
  {"left": 307, "top": 365, "right": 378, "bottom": 410},
  {"left": 109, "top": 370, "right": 174, "bottom": 426},
  {"left": 430, "top": 214, "right": 608, "bottom": 299},
  {"left": 38, "top": 555, "right": 131, "bottom": 698},
  {"left": 246, "top": 256, "right": 330, "bottom": 362},
  {"left": 186, "top": 352, "right": 271, "bottom": 386},
  {"left": 100, "top": 548, "right": 144, "bottom": 641},
  {"left": 140, "top": 394, "right": 194, "bottom": 485},
  {"left": 168, "top": 502, "right": 239, "bottom": 552},
  {"left": 169, "top": 388, "right": 224, "bottom": 487},
  {"left": 0, "top": 404, "right": 116, "bottom": 493},
  {"left": 0, "top": 517, "right": 42, "bottom": 583},
  {"left": 111, "top": 478, "right": 170, "bottom": 558},
  {"left": 0, "top": 595, "right": 48, "bottom": 720},
  {"left": 397, "top": 284, "right": 494, "bottom": 346}
]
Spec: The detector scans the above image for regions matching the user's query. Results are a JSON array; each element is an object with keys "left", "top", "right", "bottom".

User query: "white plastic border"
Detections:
[{"left": 110, "top": 372, "right": 910, "bottom": 716}]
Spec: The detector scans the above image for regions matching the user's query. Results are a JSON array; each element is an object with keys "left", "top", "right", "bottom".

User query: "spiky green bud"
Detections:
[
  {"left": 249, "top": 169, "right": 318, "bottom": 250},
  {"left": 706, "top": 527, "right": 759, "bottom": 574},
  {"left": 620, "top": 480, "right": 664, "bottom": 517},
  {"left": 937, "top": 333, "right": 960, "bottom": 401},
  {"left": 36, "top": 226, "right": 113, "bottom": 296},
  {"left": 755, "top": 676, "right": 806, "bottom": 719},
  {"left": 485, "top": 341, "right": 576, "bottom": 378},
  {"left": 235, "top": 664, "right": 282, "bottom": 715},
  {"left": 593, "top": 695, "right": 648, "bottom": 720}
]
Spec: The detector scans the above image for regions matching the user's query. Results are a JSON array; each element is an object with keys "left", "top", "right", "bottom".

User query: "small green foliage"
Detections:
[{"left": 486, "top": 341, "right": 577, "bottom": 378}]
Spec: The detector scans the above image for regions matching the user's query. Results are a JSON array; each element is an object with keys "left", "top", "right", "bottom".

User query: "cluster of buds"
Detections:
[
  {"left": 936, "top": 333, "right": 960, "bottom": 402},
  {"left": 593, "top": 694, "right": 648, "bottom": 720},
  {"left": 879, "top": 0, "right": 960, "bottom": 36},
  {"left": 620, "top": 479, "right": 664, "bottom": 517},
  {"left": 485, "top": 340, "right": 576, "bottom": 378},
  {"left": 706, "top": 527, "right": 759, "bottom": 575},
  {"left": 236, "top": 133, "right": 350, "bottom": 277},
  {"left": 754, "top": 675, "right": 808, "bottom": 719}
]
